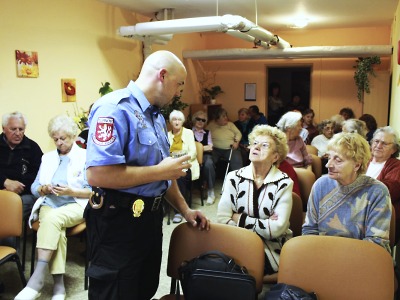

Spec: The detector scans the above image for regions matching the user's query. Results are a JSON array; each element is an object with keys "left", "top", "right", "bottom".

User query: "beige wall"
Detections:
[
  {"left": 390, "top": 2, "right": 400, "bottom": 134},
  {"left": 1, "top": 0, "right": 398, "bottom": 153},
  {"left": 0, "top": 0, "right": 146, "bottom": 151}
]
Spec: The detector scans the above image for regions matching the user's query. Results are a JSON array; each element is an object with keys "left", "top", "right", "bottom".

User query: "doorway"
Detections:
[{"left": 266, "top": 66, "right": 311, "bottom": 123}]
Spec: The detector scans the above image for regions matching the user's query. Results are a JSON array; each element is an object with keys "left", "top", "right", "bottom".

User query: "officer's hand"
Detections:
[
  {"left": 159, "top": 155, "right": 192, "bottom": 179},
  {"left": 183, "top": 209, "right": 211, "bottom": 231}
]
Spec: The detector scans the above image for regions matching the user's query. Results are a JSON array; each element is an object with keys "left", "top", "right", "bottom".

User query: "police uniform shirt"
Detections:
[{"left": 86, "top": 80, "right": 170, "bottom": 197}]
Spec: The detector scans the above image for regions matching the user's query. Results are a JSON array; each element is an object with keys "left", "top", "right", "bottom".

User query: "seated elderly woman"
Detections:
[
  {"left": 311, "top": 119, "right": 335, "bottom": 174},
  {"left": 277, "top": 111, "right": 312, "bottom": 170},
  {"left": 342, "top": 118, "right": 367, "bottom": 138},
  {"left": 206, "top": 107, "right": 243, "bottom": 174},
  {"left": 217, "top": 125, "right": 293, "bottom": 275},
  {"left": 168, "top": 110, "right": 199, "bottom": 222},
  {"left": 191, "top": 110, "right": 216, "bottom": 205},
  {"left": 15, "top": 115, "right": 91, "bottom": 300},
  {"left": 366, "top": 126, "right": 400, "bottom": 242},
  {"left": 303, "top": 132, "right": 392, "bottom": 254}
]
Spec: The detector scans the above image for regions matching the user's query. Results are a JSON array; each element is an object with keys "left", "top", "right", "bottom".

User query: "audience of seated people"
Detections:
[
  {"left": 234, "top": 108, "right": 251, "bottom": 166},
  {"left": 366, "top": 126, "right": 400, "bottom": 242},
  {"left": 303, "top": 132, "right": 392, "bottom": 254},
  {"left": 359, "top": 113, "right": 378, "bottom": 142},
  {"left": 168, "top": 110, "right": 199, "bottom": 223},
  {"left": 206, "top": 107, "right": 243, "bottom": 175},
  {"left": 191, "top": 110, "right": 217, "bottom": 205},
  {"left": 277, "top": 111, "right": 313, "bottom": 170},
  {"left": 15, "top": 115, "right": 91, "bottom": 300},
  {"left": 217, "top": 125, "right": 293, "bottom": 276},
  {"left": 302, "top": 109, "right": 319, "bottom": 145},
  {"left": 311, "top": 119, "right": 335, "bottom": 174},
  {"left": 5, "top": 102, "right": 399, "bottom": 298}
]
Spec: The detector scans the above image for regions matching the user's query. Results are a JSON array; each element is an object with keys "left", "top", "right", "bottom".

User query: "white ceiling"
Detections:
[{"left": 99, "top": 0, "right": 398, "bottom": 32}]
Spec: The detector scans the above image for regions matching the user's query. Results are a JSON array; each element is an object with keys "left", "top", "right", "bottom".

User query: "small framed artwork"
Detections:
[
  {"left": 61, "top": 78, "right": 76, "bottom": 102},
  {"left": 15, "top": 50, "right": 39, "bottom": 78},
  {"left": 245, "top": 83, "right": 256, "bottom": 101}
]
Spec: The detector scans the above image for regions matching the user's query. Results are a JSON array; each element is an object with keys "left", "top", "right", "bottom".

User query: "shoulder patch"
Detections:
[{"left": 93, "top": 117, "right": 116, "bottom": 146}]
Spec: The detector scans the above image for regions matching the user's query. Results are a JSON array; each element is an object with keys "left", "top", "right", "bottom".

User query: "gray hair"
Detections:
[
  {"left": 342, "top": 119, "right": 367, "bottom": 137},
  {"left": 317, "top": 119, "right": 335, "bottom": 133},
  {"left": 192, "top": 110, "right": 207, "bottom": 123},
  {"left": 2, "top": 111, "right": 27, "bottom": 128},
  {"left": 276, "top": 111, "right": 302, "bottom": 132},
  {"left": 372, "top": 126, "right": 400, "bottom": 158},
  {"left": 48, "top": 115, "right": 78, "bottom": 138},
  {"left": 169, "top": 110, "right": 185, "bottom": 122}
]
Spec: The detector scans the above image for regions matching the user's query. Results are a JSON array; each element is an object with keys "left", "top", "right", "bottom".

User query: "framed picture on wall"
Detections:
[
  {"left": 245, "top": 83, "right": 256, "bottom": 101},
  {"left": 15, "top": 50, "right": 39, "bottom": 78}
]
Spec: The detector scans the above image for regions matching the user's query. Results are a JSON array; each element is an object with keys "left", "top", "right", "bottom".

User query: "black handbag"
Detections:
[
  {"left": 265, "top": 283, "right": 318, "bottom": 300},
  {"left": 178, "top": 250, "right": 257, "bottom": 300}
]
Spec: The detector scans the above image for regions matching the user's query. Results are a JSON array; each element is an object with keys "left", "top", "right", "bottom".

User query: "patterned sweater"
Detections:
[
  {"left": 302, "top": 175, "right": 391, "bottom": 253},
  {"left": 217, "top": 164, "right": 293, "bottom": 272}
]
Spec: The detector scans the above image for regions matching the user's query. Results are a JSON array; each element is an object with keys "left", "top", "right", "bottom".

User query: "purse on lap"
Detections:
[{"left": 178, "top": 250, "right": 257, "bottom": 300}]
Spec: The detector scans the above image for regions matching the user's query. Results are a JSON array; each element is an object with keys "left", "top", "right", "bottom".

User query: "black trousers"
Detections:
[{"left": 85, "top": 196, "right": 163, "bottom": 300}]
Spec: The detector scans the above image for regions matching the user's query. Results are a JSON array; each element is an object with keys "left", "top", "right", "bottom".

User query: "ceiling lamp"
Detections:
[{"left": 289, "top": 18, "right": 309, "bottom": 29}]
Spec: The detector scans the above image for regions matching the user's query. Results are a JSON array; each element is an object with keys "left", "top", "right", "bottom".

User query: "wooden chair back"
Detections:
[
  {"left": 293, "top": 168, "right": 316, "bottom": 211},
  {"left": 278, "top": 235, "right": 394, "bottom": 300},
  {"left": 160, "top": 223, "right": 265, "bottom": 299}
]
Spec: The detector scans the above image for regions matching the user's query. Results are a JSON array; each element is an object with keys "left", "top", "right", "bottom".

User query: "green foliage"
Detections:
[
  {"left": 203, "top": 85, "right": 224, "bottom": 99},
  {"left": 160, "top": 96, "right": 189, "bottom": 120},
  {"left": 99, "top": 82, "right": 113, "bottom": 96},
  {"left": 353, "top": 56, "right": 381, "bottom": 101}
]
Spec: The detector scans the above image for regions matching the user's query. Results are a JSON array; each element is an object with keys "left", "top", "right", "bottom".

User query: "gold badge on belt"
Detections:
[{"left": 132, "top": 199, "right": 145, "bottom": 217}]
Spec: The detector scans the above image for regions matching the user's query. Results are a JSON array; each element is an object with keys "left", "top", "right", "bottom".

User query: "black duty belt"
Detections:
[{"left": 89, "top": 187, "right": 163, "bottom": 218}]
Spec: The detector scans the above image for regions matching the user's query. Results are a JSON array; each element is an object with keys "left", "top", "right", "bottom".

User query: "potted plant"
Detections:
[
  {"left": 353, "top": 56, "right": 381, "bottom": 101},
  {"left": 160, "top": 95, "right": 189, "bottom": 120},
  {"left": 202, "top": 85, "right": 224, "bottom": 104}
]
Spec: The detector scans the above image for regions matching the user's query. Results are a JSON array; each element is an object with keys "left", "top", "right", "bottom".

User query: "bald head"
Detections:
[
  {"left": 141, "top": 50, "right": 186, "bottom": 78},
  {"left": 136, "top": 50, "right": 187, "bottom": 107}
]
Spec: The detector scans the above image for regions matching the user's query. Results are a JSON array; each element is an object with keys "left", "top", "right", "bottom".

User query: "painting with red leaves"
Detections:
[{"left": 15, "top": 50, "right": 39, "bottom": 78}]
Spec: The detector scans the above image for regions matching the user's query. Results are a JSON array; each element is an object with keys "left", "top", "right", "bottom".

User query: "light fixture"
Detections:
[
  {"left": 289, "top": 18, "right": 309, "bottom": 29},
  {"left": 118, "top": 14, "right": 291, "bottom": 49}
]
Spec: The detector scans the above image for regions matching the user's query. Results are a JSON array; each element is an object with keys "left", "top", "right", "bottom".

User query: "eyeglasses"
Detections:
[
  {"left": 371, "top": 139, "right": 394, "bottom": 148},
  {"left": 251, "top": 140, "right": 273, "bottom": 150},
  {"left": 195, "top": 117, "right": 207, "bottom": 123}
]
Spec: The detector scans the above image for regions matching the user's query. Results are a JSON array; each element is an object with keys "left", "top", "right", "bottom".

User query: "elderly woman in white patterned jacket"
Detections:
[
  {"left": 217, "top": 125, "right": 293, "bottom": 276},
  {"left": 15, "top": 115, "right": 91, "bottom": 300}
]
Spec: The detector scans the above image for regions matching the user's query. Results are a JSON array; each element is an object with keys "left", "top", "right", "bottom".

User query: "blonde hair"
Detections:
[
  {"left": 327, "top": 132, "right": 371, "bottom": 175},
  {"left": 248, "top": 125, "right": 288, "bottom": 165}
]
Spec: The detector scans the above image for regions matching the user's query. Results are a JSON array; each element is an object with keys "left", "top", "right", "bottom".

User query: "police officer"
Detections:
[{"left": 85, "top": 50, "right": 210, "bottom": 300}]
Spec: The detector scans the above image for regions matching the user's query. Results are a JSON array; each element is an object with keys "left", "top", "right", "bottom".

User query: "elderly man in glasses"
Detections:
[{"left": 366, "top": 126, "right": 400, "bottom": 242}]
